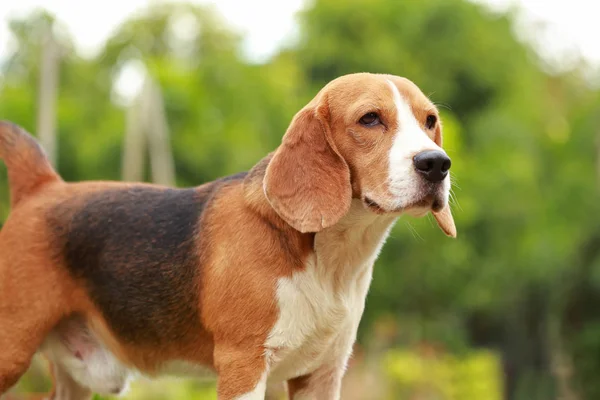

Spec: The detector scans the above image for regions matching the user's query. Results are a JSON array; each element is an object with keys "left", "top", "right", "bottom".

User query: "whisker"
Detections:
[
  {"left": 432, "top": 101, "right": 453, "bottom": 111},
  {"left": 449, "top": 174, "right": 461, "bottom": 191},
  {"left": 449, "top": 189, "right": 463, "bottom": 212},
  {"left": 370, "top": 176, "right": 399, "bottom": 193},
  {"left": 405, "top": 220, "right": 424, "bottom": 242}
]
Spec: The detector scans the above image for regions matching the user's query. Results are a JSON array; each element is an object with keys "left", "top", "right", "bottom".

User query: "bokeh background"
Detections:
[{"left": 2, "top": 0, "right": 600, "bottom": 399}]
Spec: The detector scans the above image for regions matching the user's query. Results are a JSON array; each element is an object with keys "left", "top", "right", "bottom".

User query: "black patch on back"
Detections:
[{"left": 50, "top": 174, "right": 246, "bottom": 345}]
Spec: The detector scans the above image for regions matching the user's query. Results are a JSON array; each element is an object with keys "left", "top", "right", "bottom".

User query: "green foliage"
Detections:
[
  {"left": 2, "top": 0, "right": 600, "bottom": 398},
  {"left": 117, "top": 379, "right": 217, "bottom": 400},
  {"left": 384, "top": 349, "right": 503, "bottom": 400}
]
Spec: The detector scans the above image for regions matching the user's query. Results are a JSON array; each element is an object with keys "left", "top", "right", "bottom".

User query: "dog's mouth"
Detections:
[
  {"left": 363, "top": 191, "right": 445, "bottom": 214},
  {"left": 364, "top": 196, "right": 387, "bottom": 214}
]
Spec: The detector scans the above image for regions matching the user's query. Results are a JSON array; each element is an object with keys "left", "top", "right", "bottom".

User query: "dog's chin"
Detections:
[{"left": 363, "top": 192, "right": 447, "bottom": 216}]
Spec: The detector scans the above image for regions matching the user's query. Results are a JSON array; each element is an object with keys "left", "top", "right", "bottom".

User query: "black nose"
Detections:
[{"left": 413, "top": 150, "right": 451, "bottom": 182}]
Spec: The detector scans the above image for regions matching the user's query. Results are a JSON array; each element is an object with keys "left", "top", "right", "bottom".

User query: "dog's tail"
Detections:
[{"left": 0, "top": 121, "right": 62, "bottom": 207}]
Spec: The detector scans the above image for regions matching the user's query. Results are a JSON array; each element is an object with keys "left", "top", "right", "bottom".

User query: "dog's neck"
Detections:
[
  {"left": 243, "top": 156, "right": 397, "bottom": 284},
  {"left": 313, "top": 200, "right": 397, "bottom": 289}
]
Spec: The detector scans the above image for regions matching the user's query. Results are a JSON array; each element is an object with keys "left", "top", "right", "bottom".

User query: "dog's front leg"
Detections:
[
  {"left": 286, "top": 360, "right": 347, "bottom": 400},
  {"left": 214, "top": 344, "right": 268, "bottom": 400},
  {"left": 286, "top": 333, "right": 355, "bottom": 400}
]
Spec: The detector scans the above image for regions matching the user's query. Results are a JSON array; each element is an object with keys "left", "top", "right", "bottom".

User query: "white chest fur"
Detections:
[{"left": 266, "top": 201, "right": 396, "bottom": 382}]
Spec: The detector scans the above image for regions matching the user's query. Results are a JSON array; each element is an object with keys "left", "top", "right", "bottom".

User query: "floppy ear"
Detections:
[
  {"left": 263, "top": 104, "right": 352, "bottom": 233},
  {"left": 433, "top": 203, "right": 456, "bottom": 238}
]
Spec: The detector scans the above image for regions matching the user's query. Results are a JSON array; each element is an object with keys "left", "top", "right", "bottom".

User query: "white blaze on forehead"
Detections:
[
  {"left": 386, "top": 80, "right": 448, "bottom": 203},
  {"left": 387, "top": 80, "right": 442, "bottom": 156}
]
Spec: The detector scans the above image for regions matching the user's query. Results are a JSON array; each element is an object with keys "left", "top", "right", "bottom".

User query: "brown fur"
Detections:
[
  {"left": 264, "top": 99, "right": 352, "bottom": 233},
  {"left": 0, "top": 122, "right": 61, "bottom": 207},
  {"left": 0, "top": 73, "right": 455, "bottom": 399}
]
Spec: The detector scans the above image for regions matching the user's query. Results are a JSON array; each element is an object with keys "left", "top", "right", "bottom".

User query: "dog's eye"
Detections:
[
  {"left": 425, "top": 114, "right": 437, "bottom": 130},
  {"left": 359, "top": 112, "right": 380, "bottom": 127}
]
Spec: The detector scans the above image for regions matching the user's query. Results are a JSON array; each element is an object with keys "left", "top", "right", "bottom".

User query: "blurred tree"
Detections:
[{"left": 97, "top": 3, "right": 307, "bottom": 186}]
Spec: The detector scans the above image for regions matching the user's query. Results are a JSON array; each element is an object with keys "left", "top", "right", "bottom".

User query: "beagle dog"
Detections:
[{"left": 0, "top": 72, "right": 455, "bottom": 400}]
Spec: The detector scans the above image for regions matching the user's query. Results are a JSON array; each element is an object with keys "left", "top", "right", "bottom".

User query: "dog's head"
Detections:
[{"left": 264, "top": 73, "right": 455, "bottom": 237}]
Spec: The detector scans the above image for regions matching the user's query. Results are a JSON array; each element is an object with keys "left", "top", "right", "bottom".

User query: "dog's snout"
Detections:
[{"left": 413, "top": 150, "right": 451, "bottom": 182}]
